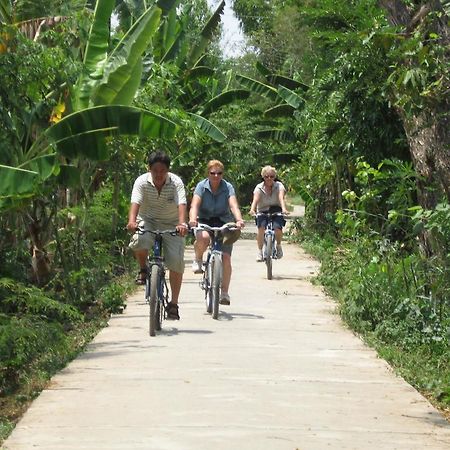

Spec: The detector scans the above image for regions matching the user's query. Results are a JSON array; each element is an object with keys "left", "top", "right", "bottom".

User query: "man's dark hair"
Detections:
[{"left": 148, "top": 151, "right": 171, "bottom": 168}]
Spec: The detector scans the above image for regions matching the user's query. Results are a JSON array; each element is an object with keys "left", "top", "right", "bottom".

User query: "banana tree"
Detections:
[{"left": 235, "top": 69, "right": 308, "bottom": 144}]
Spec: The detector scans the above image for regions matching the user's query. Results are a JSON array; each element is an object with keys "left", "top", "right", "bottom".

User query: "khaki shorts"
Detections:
[{"left": 129, "top": 220, "right": 185, "bottom": 273}]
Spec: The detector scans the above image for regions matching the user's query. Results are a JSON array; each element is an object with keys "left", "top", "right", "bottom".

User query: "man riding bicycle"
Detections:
[{"left": 127, "top": 151, "right": 188, "bottom": 320}]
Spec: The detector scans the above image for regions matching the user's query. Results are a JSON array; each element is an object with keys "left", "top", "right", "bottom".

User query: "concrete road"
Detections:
[{"left": 3, "top": 239, "right": 450, "bottom": 449}]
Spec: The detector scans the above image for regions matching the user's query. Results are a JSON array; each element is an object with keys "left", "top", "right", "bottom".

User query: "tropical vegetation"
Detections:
[{"left": 0, "top": 0, "right": 449, "bottom": 440}]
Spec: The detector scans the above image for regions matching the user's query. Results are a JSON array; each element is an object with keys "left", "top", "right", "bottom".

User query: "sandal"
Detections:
[
  {"left": 135, "top": 268, "right": 147, "bottom": 285},
  {"left": 166, "top": 302, "right": 180, "bottom": 320}
]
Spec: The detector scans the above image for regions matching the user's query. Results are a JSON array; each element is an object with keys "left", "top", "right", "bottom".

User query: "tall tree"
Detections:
[{"left": 378, "top": 0, "right": 450, "bottom": 208}]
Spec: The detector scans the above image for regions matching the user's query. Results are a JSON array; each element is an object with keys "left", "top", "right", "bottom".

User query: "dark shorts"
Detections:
[{"left": 255, "top": 211, "right": 286, "bottom": 230}]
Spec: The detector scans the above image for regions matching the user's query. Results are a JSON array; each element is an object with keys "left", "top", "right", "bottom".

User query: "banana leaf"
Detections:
[
  {"left": 255, "top": 61, "right": 271, "bottom": 77},
  {"left": 201, "top": 89, "right": 250, "bottom": 116},
  {"left": 43, "top": 105, "right": 177, "bottom": 160},
  {"left": 185, "top": 66, "right": 215, "bottom": 81},
  {"left": 187, "top": 0, "right": 225, "bottom": 67},
  {"left": 267, "top": 75, "right": 309, "bottom": 91},
  {"left": 189, "top": 113, "right": 226, "bottom": 143},
  {"left": 156, "top": 0, "right": 179, "bottom": 16},
  {"left": 256, "top": 129, "right": 296, "bottom": 142},
  {"left": 75, "top": 0, "right": 116, "bottom": 110},
  {"left": 277, "top": 85, "right": 304, "bottom": 109},
  {"left": 235, "top": 74, "right": 279, "bottom": 101},
  {"left": 92, "top": 6, "right": 162, "bottom": 105},
  {"left": 0, "top": 153, "right": 57, "bottom": 199},
  {"left": 264, "top": 104, "right": 296, "bottom": 118}
]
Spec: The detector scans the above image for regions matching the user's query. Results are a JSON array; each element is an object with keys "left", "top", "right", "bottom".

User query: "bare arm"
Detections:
[
  {"left": 229, "top": 195, "right": 245, "bottom": 228},
  {"left": 127, "top": 203, "right": 140, "bottom": 231},
  {"left": 249, "top": 191, "right": 261, "bottom": 216},
  {"left": 176, "top": 203, "right": 188, "bottom": 236},
  {"left": 188, "top": 194, "right": 202, "bottom": 227},
  {"left": 278, "top": 187, "right": 289, "bottom": 215}
]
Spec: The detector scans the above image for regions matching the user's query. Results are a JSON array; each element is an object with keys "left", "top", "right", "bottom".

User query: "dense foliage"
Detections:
[
  {"left": 232, "top": 0, "right": 449, "bottom": 411},
  {"left": 1, "top": 0, "right": 449, "bottom": 438}
]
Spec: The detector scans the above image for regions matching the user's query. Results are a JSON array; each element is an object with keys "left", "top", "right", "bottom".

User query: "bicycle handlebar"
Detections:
[
  {"left": 192, "top": 223, "right": 240, "bottom": 233},
  {"left": 255, "top": 212, "right": 286, "bottom": 218},
  {"left": 136, "top": 227, "right": 179, "bottom": 236}
]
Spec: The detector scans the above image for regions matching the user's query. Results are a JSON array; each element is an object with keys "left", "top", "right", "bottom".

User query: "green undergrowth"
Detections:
[
  {"left": 289, "top": 219, "right": 450, "bottom": 419},
  {"left": 0, "top": 274, "right": 136, "bottom": 445},
  {"left": 0, "top": 315, "right": 106, "bottom": 444}
]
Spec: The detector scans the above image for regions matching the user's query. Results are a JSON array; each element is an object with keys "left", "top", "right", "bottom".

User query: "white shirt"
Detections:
[
  {"left": 253, "top": 181, "right": 286, "bottom": 212},
  {"left": 131, "top": 172, "right": 186, "bottom": 226}
]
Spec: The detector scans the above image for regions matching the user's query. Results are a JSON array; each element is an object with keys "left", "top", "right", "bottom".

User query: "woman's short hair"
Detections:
[
  {"left": 207, "top": 160, "right": 224, "bottom": 174},
  {"left": 261, "top": 165, "right": 276, "bottom": 178}
]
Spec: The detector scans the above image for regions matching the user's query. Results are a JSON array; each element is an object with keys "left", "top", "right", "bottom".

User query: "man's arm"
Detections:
[
  {"left": 127, "top": 203, "right": 140, "bottom": 231},
  {"left": 176, "top": 203, "right": 188, "bottom": 236}
]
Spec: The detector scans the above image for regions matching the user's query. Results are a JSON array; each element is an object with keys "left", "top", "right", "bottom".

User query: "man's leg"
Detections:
[
  {"left": 169, "top": 270, "right": 183, "bottom": 304},
  {"left": 134, "top": 249, "right": 148, "bottom": 283}
]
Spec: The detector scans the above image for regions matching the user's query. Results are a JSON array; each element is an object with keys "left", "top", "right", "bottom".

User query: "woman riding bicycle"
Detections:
[
  {"left": 249, "top": 165, "right": 288, "bottom": 262},
  {"left": 189, "top": 160, "right": 245, "bottom": 306}
]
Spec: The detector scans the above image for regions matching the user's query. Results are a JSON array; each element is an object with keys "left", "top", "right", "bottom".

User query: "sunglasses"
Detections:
[
  {"left": 264, "top": 175, "right": 275, "bottom": 179},
  {"left": 209, "top": 171, "right": 223, "bottom": 175}
]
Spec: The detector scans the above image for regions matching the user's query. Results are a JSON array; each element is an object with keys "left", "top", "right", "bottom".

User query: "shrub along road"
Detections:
[{"left": 3, "top": 233, "right": 450, "bottom": 449}]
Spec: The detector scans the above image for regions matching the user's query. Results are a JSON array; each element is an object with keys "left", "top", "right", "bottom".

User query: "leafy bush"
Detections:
[
  {"left": 295, "top": 225, "right": 449, "bottom": 407},
  {"left": 0, "top": 278, "right": 82, "bottom": 324},
  {"left": 98, "top": 282, "right": 129, "bottom": 314},
  {"left": 0, "top": 315, "right": 70, "bottom": 395}
]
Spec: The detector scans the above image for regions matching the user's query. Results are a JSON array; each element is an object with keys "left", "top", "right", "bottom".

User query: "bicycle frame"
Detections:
[
  {"left": 194, "top": 223, "right": 238, "bottom": 319},
  {"left": 256, "top": 213, "right": 284, "bottom": 280},
  {"left": 137, "top": 227, "right": 176, "bottom": 336}
]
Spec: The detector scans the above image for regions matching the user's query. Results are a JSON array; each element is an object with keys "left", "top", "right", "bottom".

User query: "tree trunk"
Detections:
[
  {"left": 401, "top": 108, "right": 450, "bottom": 208},
  {"left": 379, "top": 0, "right": 450, "bottom": 206},
  {"left": 26, "top": 200, "right": 54, "bottom": 285}
]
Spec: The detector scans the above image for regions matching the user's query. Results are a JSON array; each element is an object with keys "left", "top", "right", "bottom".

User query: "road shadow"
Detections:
[
  {"left": 158, "top": 327, "right": 214, "bottom": 336},
  {"left": 217, "top": 311, "right": 265, "bottom": 321}
]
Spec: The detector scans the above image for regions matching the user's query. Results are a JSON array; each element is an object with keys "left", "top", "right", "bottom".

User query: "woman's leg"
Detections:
[
  {"left": 221, "top": 252, "right": 232, "bottom": 293},
  {"left": 194, "top": 230, "right": 210, "bottom": 261}
]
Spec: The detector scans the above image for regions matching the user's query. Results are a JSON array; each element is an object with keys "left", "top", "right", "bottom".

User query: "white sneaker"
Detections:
[
  {"left": 219, "top": 292, "right": 230, "bottom": 305},
  {"left": 192, "top": 260, "right": 203, "bottom": 274},
  {"left": 256, "top": 251, "right": 264, "bottom": 262},
  {"left": 276, "top": 246, "right": 283, "bottom": 259}
]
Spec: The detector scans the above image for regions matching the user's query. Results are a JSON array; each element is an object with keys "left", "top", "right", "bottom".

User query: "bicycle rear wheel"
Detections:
[
  {"left": 149, "top": 265, "right": 159, "bottom": 336},
  {"left": 211, "top": 254, "right": 222, "bottom": 320},
  {"left": 265, "top": 237, "right": 273, "bottom": 280}
]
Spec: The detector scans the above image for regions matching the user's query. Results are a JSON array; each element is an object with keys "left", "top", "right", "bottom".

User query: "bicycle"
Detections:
[
  {"left": 256, "top": 212, "right": 285, "bottom": 280},
  {"left": 193, "top": 223, "right": 238, "bottom": 320},
  {"left": 136, "top": 227, "right": 178, "bottom": 336}
]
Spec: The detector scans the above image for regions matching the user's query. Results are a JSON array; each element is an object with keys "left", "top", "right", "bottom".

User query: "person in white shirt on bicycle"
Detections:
[
  {"left": 249, "top": 166, "right": 288, "bottom": 262},
  {"left": 127, "top": 151, "right": 188, "bottom": 320}
]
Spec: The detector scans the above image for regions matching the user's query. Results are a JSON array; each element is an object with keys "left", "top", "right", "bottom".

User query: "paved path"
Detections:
[{"left": 3, "top": 236, "right": 450, "bottom": 449}]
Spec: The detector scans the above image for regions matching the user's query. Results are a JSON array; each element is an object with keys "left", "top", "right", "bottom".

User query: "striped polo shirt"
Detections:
[{"left": 131, "top": 172, "right": 186, "bottom": 226}]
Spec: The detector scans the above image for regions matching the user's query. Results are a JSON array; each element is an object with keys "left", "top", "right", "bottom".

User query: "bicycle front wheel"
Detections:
[
  {"left": 205, "top": 255, "right": 213, "bottom": 313},
  {"left": 149, "top": 265, "right": 160, "bottom": 336},
  {"left": 211, "top": 254, "right": 222, "bottom": 320},
  {"left": 265, "top": 236, "right": 273, "bottom": 280}
]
